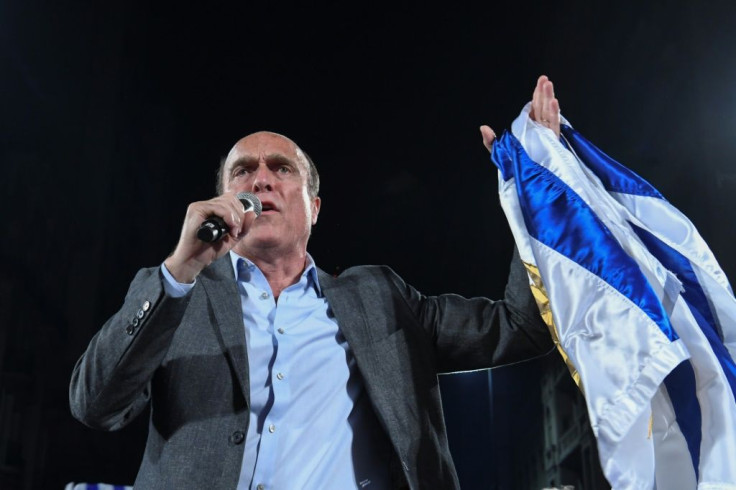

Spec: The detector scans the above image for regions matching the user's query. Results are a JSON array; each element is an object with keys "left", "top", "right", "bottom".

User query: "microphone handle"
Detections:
[{"left": 196, "top": 216, "right": 229, "bottom": 243}]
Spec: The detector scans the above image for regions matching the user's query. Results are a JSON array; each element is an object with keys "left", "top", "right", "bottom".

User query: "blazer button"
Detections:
[
  {"left": 125, "top": 325, "right": 135, "bottom": 335},
  {"left": 229, "top": 430, "right": 245, "bottom": 445}
]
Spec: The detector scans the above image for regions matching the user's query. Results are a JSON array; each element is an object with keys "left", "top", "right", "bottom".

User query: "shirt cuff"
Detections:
[{"left": 160, "top": 263, "right": 196, "bottom": 298}]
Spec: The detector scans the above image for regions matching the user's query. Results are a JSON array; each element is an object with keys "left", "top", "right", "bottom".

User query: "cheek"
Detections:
[{"left": 227, "top": 174, "right": 252, "bottom": 191}]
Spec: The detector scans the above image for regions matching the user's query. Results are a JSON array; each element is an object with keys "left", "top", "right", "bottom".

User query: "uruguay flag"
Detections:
[{"left": 492, "top": 104, "right": 736, "bottom": 489}]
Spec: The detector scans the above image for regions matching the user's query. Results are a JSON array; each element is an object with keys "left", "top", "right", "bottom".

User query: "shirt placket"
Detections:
[{"left": 250, "top": 280, "right": 294, "bottom": 490}]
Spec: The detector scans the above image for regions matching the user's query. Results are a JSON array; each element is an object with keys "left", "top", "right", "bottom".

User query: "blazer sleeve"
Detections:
[
  {"left": 69, "top": 266, "right": 191, "bottom": 430},
  {"left": 383, "top": 248, "right": 553, "bottom": 373}
]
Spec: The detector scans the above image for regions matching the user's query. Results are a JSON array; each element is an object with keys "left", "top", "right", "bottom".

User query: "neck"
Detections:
[{"left": 239, "top": 246, "right": 308, "bottom": 300}]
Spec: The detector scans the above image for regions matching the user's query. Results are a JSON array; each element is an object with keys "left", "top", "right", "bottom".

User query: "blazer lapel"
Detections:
[
  {"left": 318, "top": 269, "right": 386, "bottom": 396},
  {"left": 318, "top": 269, "right": 406, "bottom": 465},
  {"left": 200, "top": 256, "right": 250, "bottom": 408},
  {"left": 318, "top": 269, "right": 373, "bottom": 354}
]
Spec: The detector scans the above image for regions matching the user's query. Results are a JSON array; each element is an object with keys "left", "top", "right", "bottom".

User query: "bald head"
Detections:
[{"left": 216, "top": 131, "right": 320, "bottom": 198}]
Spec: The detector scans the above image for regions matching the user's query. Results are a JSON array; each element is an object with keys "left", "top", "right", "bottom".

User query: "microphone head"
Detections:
[{"left": 236, "top": 192, "right": 263, "bottom": 217}]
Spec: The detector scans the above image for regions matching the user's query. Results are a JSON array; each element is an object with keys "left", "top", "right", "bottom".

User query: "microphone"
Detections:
[{"left": 196, "top": 192, "right": 263, "bottom": 242}]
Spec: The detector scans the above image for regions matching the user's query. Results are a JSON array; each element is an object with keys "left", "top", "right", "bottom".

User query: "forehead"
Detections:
[{"left": 225, "top": 132, "right": 304, "bottom": 168}]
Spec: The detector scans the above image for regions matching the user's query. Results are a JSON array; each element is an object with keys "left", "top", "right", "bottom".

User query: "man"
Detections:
[{"left": 70, "top": 77, "right": 560, "bottom": 489}]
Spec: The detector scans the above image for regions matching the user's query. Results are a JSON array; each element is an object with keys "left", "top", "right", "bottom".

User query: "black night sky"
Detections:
[{"left": 2, "top": 2, "right": 736, "bottom": 488}]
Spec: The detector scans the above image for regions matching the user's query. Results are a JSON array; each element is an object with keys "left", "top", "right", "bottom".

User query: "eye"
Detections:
[
  {"left": 278, "top": 165, "right": 292, "bottom": 174},
  {"left": 233, "top": 166, "right": 249, "bottom": 177}
]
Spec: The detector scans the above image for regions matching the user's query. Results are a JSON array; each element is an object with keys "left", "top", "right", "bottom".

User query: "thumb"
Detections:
[{"left": 479, "top": 125, "right": 496, "bottom": 153}]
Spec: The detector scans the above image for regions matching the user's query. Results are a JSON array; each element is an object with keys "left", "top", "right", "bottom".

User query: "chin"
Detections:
[{"left": 242, "top": 233, "right": 283, "bottom": 251}]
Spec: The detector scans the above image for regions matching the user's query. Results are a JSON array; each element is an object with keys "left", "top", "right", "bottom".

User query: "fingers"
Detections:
[
  {"left": 530, "top": 75, "right": 547, "bottom": 122},
  {"left": 542, "top": 80, "right": 561, "bottom": 137},
  {"left": 164, "top": 193, "right": 256, "bottom": 282},
  {"left": 481, "top": 74, "right": 560, "bottom": 155},
  {"left": 479, "top": 125, "right": 496, "bottom": 153},
  {"left": 530, "top": 75, "right": 561, "bottom": 138},
  {"left": 189, "top": 193, "right": 248, "bottom": 239},
  {"left": 222, "top": 194, "right": 247, "bottom": 238}
]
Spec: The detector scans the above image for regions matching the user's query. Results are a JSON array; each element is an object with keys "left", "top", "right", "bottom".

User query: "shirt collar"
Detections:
[{"left": 228, "top": 250, "right": 323, "bottom": 297}]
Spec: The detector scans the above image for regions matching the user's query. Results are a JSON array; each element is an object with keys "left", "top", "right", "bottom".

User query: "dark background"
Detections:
[{"left": 2, "top": 1, "right": 736, "bottom": 488}]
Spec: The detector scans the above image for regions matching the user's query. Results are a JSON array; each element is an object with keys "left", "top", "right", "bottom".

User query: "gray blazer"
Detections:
[{"left": 70, "top": 252, "right": 551, "bottom": 489}]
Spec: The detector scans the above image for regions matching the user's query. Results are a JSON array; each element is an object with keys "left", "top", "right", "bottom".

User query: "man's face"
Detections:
[{"left": 221, "top": 132, "right": 320, "bottom": 258}]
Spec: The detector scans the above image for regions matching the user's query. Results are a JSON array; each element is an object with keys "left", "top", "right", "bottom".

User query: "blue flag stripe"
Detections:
[
  {"left": 630, "top": 223, "right": 721, "bottom": 338},
  {"left": 663, "top": 362, "right": 702, "bottom": 479},
  {"left": 492, "top": 131, "right": 515, "bottom": 182},
  {"left": 563, "top": 124, "right": 708, "bottom": 479},
  {"left": 632, "top": 223, "right": 736, "bottom": 400},
  {"left": 492, "top": 131, "right": 678, "bottom": 341},
  {"left": 561, "top": 125, "right": 664, "bottom": 199}
]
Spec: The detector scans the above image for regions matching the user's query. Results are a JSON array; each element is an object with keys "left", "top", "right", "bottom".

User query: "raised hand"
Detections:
[
  {"left": 164, "top": 192, "right": 257, "bottom": 283},
  {"left": 530, "top": 75, "right": 561, "bottom": 138},
  {"left": 479, "top": 125, "right": 497, "bottom": 153},
  {"left": 480, "top": 74, "right": 562, "bottom": 153}
]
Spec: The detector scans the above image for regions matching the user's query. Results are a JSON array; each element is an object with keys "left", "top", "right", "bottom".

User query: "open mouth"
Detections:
[{"left": 260, "top": 202, "right": 277, "bottom": 213}]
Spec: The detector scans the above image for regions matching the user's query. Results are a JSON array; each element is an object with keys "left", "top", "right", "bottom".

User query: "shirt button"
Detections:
[
  {"left": 268, "top": 424, "right": 276, "bottom": 433},
  {"left": 276, "top": 372, "right": 284, "bottom": 380},
  {"left": 260, "top": 292, "right": 269, "bottom": 300},
  {"left": 277, "top": 328, "right": 285, "bottom": 334},
  {"left": 257, "top": 485, "right": 265, "bottom": 490},
  {"left": 228, "top": 430, "right": 245, "bottom": 445},
  {"left": 142, "top": 300, "right": 151, "bottom": 311}
]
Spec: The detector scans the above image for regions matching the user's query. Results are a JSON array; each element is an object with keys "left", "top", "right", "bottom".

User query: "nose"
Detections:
[{"left": 251, "top": 165, "right": 273, "bottom": 193}]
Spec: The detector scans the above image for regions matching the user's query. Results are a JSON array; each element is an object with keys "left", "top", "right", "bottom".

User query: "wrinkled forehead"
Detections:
[{"left": 226, "top": 132, "right": 306, "bottom": 168}]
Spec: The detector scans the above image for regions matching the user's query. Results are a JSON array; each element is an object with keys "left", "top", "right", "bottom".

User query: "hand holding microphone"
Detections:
[
  {"left": 197, "top": 192, "right": 263, "bottom": 242},
  {"left": 164, "top": 192, "right": 263, "bottom": 283}
]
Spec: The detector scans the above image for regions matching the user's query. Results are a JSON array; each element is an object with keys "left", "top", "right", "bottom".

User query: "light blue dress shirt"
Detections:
[{"left": 161, "top": 253, "right": 391, "bottom": 489}]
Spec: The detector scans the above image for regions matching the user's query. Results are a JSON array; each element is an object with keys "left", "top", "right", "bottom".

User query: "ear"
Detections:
[{"left": 311, "top": 196, "right": 321, "bottom": 226}]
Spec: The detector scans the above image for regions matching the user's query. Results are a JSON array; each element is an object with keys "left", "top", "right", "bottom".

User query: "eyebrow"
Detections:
[
  {"left": 264, "top": 153, "right": 298, "bottom": 168},
  {"left": 228, "top": 153, "right": 301, "bottom": 173}
]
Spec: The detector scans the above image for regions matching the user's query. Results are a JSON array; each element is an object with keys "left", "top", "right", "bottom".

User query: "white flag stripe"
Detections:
[
  {"left": 529, "top": 240, "right": 688, "bottom": 444},
  {"left": 561, "top": 123, "right": 736, "bottom": 388},
  {"left": 495, "top": 128, "right": 688, "bottom": 486},
  {"left": 492, "top": 103, "right": 736, "bottom": 488},
  {"left": 651, "top": 385, "right": 698, "bottom": 489}
]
